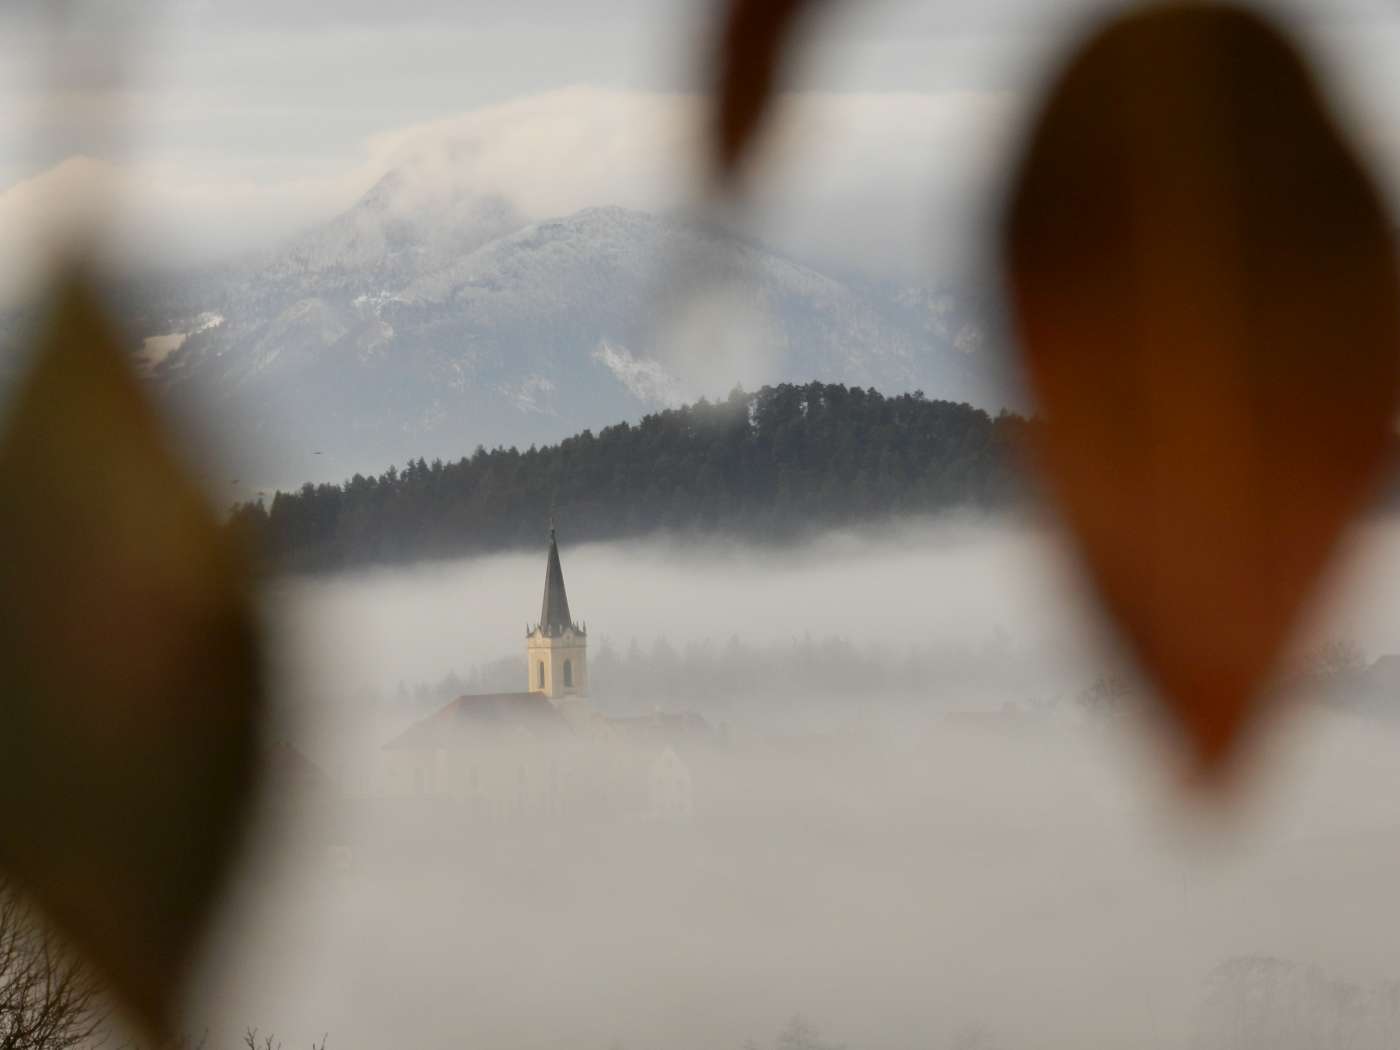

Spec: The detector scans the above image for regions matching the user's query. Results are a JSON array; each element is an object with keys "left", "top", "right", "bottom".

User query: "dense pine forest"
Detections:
[{"left": 232, "top": 382, "right": 1032, "bottom": 573}]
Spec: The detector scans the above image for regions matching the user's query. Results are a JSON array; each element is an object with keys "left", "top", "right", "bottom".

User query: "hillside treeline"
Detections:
[{"left": 232, "top": 382, "right": 1031, "bottom": 573}]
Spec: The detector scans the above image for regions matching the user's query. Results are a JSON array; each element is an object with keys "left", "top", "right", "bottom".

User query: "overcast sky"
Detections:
[{"left": 2, "top": 0, "right": 1400, "bottom": 297}]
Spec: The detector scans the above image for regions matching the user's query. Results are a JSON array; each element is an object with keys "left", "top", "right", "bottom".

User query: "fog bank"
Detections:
[{"left": 185, "top": 520, "right": 1400, "bottom": 1050}]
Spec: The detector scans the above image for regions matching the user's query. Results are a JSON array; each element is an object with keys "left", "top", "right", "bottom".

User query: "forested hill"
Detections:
[{"left": 232, "top": 382, "right": 1031, "bottom": 573}]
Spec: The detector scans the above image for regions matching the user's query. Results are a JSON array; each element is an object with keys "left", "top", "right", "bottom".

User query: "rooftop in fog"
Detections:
[{"left": 384, "top": 692, "right": 572, "bottom": 750}]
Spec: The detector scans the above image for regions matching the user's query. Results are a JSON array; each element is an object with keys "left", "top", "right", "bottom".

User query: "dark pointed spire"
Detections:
[{"left": 539, "top": 526, "right": 574, "bottom": 635}]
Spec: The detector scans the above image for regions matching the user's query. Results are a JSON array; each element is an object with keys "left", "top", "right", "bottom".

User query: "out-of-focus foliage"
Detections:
[
  {"left": 0, "top": 271, "right": 265, "bottom": 1037},
  {"left": 709, "top": 0, "right": 826, "bottom": 182},
  {"left": 232, "top": 383, "right": 1029, "bottom": 573},
  {"left": 1001, "top": 3, "right": 1400, "bottom": 780}
]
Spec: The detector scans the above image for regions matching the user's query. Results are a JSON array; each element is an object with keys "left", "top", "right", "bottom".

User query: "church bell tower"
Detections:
[{"left": 526, "top": 527, "right": 587, "bottom": 700}]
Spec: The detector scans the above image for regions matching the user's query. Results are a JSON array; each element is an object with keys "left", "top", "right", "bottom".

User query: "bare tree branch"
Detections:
[{"left": 0, "top": 879, "right": 105, "bottom": 1050}]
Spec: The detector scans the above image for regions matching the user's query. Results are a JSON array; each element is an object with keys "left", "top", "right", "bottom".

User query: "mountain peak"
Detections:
[
  {"left": 135, "top": 190, "right": 1006, "bottom": 487},
  {"left": 269, "top": 174, "right": 528, "bottom": 288}
]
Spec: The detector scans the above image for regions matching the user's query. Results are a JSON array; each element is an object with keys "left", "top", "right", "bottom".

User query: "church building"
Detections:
[
  {"left": 379, "top": 527, "right": 700, "bottom": 821},
  {"left": 526, "top": 528, "right": 588, "bottom": 700}
]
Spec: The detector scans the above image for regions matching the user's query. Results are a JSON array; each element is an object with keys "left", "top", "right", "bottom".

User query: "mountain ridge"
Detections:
[{"left": 3, "top": 176, "right": 1012, "bottom": 489}]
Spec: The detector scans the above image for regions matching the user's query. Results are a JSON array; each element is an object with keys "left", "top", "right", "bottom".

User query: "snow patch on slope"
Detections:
[
  {"left": 499, "top": 374, "right": 558, "bottom": 415},
  {"left": 593, "top": 340, "right": 686, "bottom": 408},
  {"left": 138, "top": 311, "right": 224, "bottom": 371}
]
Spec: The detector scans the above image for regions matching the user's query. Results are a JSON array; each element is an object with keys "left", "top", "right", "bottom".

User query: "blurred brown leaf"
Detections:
[
  {"left": 710, "top": 0, "right": 826, "bottom": 182},
  {"left": 0, "top": 270, "right": 265, "bottom": 1035},
  {"left": 1003, "top": 3, "right": 1400, "bottom": 780}
]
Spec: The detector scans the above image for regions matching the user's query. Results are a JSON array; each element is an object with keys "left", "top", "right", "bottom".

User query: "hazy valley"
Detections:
[{"left": 178, "top": 521, "right": 1400, "bottom": 1050}]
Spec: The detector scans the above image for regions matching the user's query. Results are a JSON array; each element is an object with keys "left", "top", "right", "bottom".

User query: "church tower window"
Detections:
[
  {"left": 537, "top": 660, "right": 545, "bottom": 689},
  {"left": 564, "top": 659, "right": 573, "bottom": 688}
]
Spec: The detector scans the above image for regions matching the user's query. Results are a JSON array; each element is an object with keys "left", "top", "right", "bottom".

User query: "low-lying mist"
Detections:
[{"left": 187, "top": 518, "right": 1400, "bottom": 1050}]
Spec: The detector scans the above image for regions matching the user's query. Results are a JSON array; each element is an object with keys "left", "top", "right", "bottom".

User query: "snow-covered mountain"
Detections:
[{"left": 120, "top": 177, "right": 1010, "bottom": 487}]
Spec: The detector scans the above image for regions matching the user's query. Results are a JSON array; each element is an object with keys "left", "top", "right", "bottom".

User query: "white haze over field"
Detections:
[{"left": 178, "top": 519, "right": 1400, "bottom": 1050}]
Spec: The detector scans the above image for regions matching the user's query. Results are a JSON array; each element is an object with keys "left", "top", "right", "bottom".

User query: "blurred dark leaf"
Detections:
[
  {"left": 1003, "top": 3, "right": 1400, "bottom": 780},
  {"left": 710, "top": 0, "right": 826, "bottom": 182},
  {"left": 0, "top": 269, "right": 265, "bottom": 1035}
]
